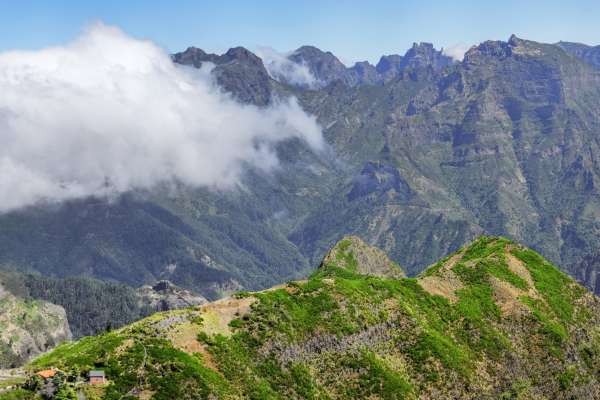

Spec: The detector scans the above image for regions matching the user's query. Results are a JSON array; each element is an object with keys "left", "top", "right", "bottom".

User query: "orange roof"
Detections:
[{"left": 36, "top": 369, "right": 56, "bottom": 379}]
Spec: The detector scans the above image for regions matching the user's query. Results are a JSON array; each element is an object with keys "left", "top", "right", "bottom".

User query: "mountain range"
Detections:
[{"left": 1, "top": 34, "right": 600, "bottom": 307}]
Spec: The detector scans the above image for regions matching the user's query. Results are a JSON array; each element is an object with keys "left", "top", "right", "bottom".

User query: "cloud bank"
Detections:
[
  {"left": 255, "top": 46, "right": 320, "bottom": 88},
  {"left": 0, "top": 24, "right": 324, "bottom": 212}
]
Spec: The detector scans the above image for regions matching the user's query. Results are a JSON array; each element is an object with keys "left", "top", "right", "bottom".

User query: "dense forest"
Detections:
[{"left": 0, "top": 271, "right": 153, "bottom": 337}]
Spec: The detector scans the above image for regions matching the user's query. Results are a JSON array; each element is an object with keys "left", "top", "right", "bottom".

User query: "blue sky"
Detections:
[{"left": 1, "top": 0, "right": 599, "bottom": 64}]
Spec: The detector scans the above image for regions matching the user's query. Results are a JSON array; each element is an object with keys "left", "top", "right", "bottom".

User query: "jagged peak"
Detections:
[
  {"left": 508, "top": 34, "right": 521, "bottom": 46},
  {"left": 320, "top": 235, "right": 405, "bottom": 278},
  {"left": 289, "top": 45, "right": 346, "bottom": 67},
  {"left": 222, "top": 46, "right": 263, "bottom": 64}
]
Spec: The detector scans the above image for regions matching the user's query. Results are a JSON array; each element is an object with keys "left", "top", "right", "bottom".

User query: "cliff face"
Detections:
[{"left": 0, "top": 283, "right": 71, "bottom": 368}]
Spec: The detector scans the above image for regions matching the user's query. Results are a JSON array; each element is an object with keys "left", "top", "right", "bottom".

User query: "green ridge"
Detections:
[{"left": 7, "top": 236, "right": 600, "bottom": 399}]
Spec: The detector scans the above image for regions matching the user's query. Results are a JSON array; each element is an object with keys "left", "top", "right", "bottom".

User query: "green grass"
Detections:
[{"left": 511, "top": 247, "right": 576, "bottom": 324}]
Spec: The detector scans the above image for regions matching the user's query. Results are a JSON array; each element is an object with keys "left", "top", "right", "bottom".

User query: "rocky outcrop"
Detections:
[
  {"left": 0, "top": 283, "right": 71, "bottom": 368},
  {"left": 136, "top": 280, "right": 208, "bottom": 312},
  {"left": 401, "top": 42, "right": 454, "bottom": 71}
]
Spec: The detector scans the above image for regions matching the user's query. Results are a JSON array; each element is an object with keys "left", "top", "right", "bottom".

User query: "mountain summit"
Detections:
[{"left": 320, "top": 235, "right": 405, "bottom": 278}]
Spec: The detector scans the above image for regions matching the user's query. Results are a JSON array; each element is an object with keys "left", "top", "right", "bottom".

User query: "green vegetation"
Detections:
[
  {"left": 4, "top": 237, "right": 599, "bottom": 399},
  {"left": 1, "top": 272, "right": 155, "bottom": 338}
]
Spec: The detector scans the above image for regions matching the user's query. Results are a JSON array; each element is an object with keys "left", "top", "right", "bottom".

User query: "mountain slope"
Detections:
[
  {"left": 12, "top": 237, "right": 600, "bottom": 399},
  {"left": 0, "top": 282, "right": 71, "bottom": 369},
  {"left": 2, "top": 35, "right": 600, "bottom": 300},
  {"left": 557, "top": 41, "right": 600, "bottom": 69}
]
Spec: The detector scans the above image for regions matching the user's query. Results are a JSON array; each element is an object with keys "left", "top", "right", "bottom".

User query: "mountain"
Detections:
[
  {"left": 557, "top": 41, "right": 600, "bottom": 69},
  {"left": 290, "top": 34, "right": 600, "bottom": 289},
  {"left": 9, "top": 237, "right": 600, "bottom": 399},
  {"left": 0, "top": 280, "right": 71, "bottom": 369},
  {"left": 1, "top": 35, "right": 600, "bottom": 301}
]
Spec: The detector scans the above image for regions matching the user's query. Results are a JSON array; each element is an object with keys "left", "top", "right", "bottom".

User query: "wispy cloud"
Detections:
[
  {"left": 0, "top": 24, "right": 324, "bottom": 212},
  {"left": 255, "top": 46, "right": 320, "bottom": 88},
  {"left": 442, "top": 43, "right": 471, "bottom": 61}
]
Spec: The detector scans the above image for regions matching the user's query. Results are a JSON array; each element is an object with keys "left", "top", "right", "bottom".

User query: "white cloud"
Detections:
[
  {"left": 255, "top": 46, "right": 320, "bottom": 88},
  {"left": 0, "top": 24, "right": 324, "bottom": 212},
  {"left": 442, "top": 43, "right": 471, "bottom": 61}
]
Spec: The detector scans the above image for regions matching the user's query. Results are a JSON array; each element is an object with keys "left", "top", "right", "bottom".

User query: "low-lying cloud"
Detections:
[
  {"left": 255, "top": 46, "right": 320, "bottom": 88},
  {"left": 442, "top": 43, "right": 471, "bottom": 61},
  {"left": 0, "top": 24, "right": 324, "bottom": 212}
]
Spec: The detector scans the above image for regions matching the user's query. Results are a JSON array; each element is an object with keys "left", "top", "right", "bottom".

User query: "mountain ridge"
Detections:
[{"left": 7, "top": 236, "right": 599, "bottom": 399}]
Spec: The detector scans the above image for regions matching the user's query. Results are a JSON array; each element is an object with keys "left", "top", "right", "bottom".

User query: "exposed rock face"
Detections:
[
  {"left": 557, "top": 41, "right": 600, "bottom": 69},
  {"left": 0, "top": 283, "right": 71, "bottom": 368},
  {"left": 288, "top": 45, "right": 352, "bottom": 86},
  {"left": 321, "top": 235, "right": 405, "bottom": 278},
  {"left": 347, "top": 161, "right": 413, "bottom": 201},
  {"left": 287, "top": 42, "right": 453, "bottom": 87},
  {"left": 136, "top": 280, "right": 207, "bottom": 312},
  {"left": 173, "top": 46, "right": 273, "bottom": 105},
  {"left": 401, "top": 42, "right": 454, "bottom": 70},
  {"left": 376, "top": 54, "right": 404, "bottom": 81}
]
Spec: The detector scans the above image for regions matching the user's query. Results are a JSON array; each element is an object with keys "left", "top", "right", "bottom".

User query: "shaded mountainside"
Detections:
[
  {"left": 2, "top": 35, "right": 600, "bottom": 298},
  {"left": 9, "top": 237, "right": 600, "bottom": 399}
]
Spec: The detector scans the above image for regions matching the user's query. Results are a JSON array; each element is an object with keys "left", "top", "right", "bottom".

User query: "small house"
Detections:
[{"left": 89, "top": 370, "right": 106, "bottom": 385}]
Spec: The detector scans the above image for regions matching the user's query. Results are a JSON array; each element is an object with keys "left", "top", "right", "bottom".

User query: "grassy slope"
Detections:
[{"left": 8, "top": 237, "right": 600, "bottom": 399}]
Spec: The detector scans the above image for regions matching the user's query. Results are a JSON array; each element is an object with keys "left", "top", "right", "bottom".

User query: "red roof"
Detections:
[{"left": 36, "top": 369, "right": 56, "bottom": 379}]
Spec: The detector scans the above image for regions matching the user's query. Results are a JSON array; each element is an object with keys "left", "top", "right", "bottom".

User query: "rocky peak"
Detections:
[
  {"left": 375, "top": 54, "right": 404, "bottom": 74},
  {"left": 402, "top": 42, "right": 454, "bottom": 71},
  {"left": 349, "top": 61, "right": 379, "bottom": 84},
  {"left": 171, "top": 46, "right": 220, "bottom": 68},
  {"left": 173, "top": 46, "right": 272, "bottom": 105},
  {"left": 320, "top": 235, "right": 405, "bottom": 278},
  {"left": 508, "top": 34, "right": 522, "bottom": 47},
  {"left": 463, "top": 39, "right": 512, "bottom": 63},
  {"left": 221, "top": 46, "right": 265, "bottom": 67}
]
